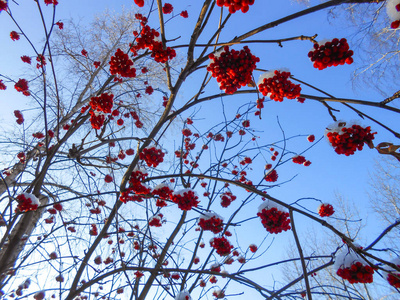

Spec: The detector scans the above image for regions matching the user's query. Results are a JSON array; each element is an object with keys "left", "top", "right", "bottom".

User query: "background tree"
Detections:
[{"left": 0, "top": 1, "right": 399, "bottom": 300}]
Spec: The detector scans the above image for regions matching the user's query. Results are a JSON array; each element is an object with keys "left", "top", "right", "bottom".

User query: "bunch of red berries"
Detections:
[
  {"left": 220, "top": 192, "right": 237, "bottom": 208},
  {"left": 120, "top": 168, "right": 152, "bottom": 203},
  {"left": 15, "top": 79, "right": 30, "bottom": 96},
  {"left": 264, "top": 169, "right": 278, "bottom": 182},
  {"left": 0, "top": 0, "right": 8, "bottom": 11},
  {"left": 387, "top": 261, "right": 400, "bottom": 288},
  {"left": 325, "top": 122, "right": 376, "bottom": 156},
  {"left": 16, "top": 193, "right": 40, "bottom": 212},
  {"left": 210, "top": 237, "right": 233, "bottom": 256},
  {"left": 257, "top": 202, "right": 291, "bottom": 234},
  {"left": 207, "top": 46, "right": 259, "bottom": 94},
  {"left": 17, "top": 152, "right": 26, "bottom": 164},
  {"left": 318, "top": 203, "right": 335, "bottom": 217},
  {"left": 198, "top": 213, "right": 224, "bottom": 234},
  {"left": 139, "top": 147, "right": 165, "bottom": 167},
  {"left": 152, "top": 183, "right": 174, "bottom": 200},
  {"left": 337, "top": 261, "right": 374, "bottom": 284},
  {"left": 308, "top": 38, "right": 354, "bottom": 70},
  {"left": 132, "top": 25, "right": 176, "bottom": 63},
  {"left": 258, "top": 70, "right": 301, "bottom": 102},
  {"left": 89, "top": 93, "right": 114, "bottom": 114},
  {"left": 171, "top": 189, "right": 199, "bottom": 211},
  {"left": 89, "top": 224, "right": 98, "bottom": 236},
  {"left": 89, "top": 114, "right": 105, "bottom": 130},
  {"left": 149, "top": 214, "right": 163, "bottom": 227},
  {"left": 14, "top": 110, "right": 24, "bottom": 125},
  {"left": 134, "top": 0, "right": 144, "bottom": 7},
  {"left": 109, "top": 48, "right": 136, "bottom": 78},
  {"left": 216, "top": 0, "right": 255, "bottom": 13}
]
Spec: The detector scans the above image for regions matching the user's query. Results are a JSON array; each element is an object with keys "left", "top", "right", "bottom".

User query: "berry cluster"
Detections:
[
  {"left": 139, "top": 147, "right": 165, "bottom": 167},
  {"left": 216, "top": 0, "right": 255, "bottom": 13},
  {"left": 120, "top": 168, "right": 152, "bottom": 203},
  {"left": 0, "top": 0, "right": 8, "bottom": 11},
  {"left": 198, "top": 213, "right": 224, "bottom": 234},
  {"left": 308, "top": 38, "right": 354, "bottom": 70},
  {"left": 88, "top": 93, "right": 114, "bottom": 129},
  {"left": 14, "top": 110, "right": 24, "bottom": 125},
  {"left": 90, "top": 93, "right": 114, "bottom": 114},
  {"left": 220, "top": 192, "right": 237, "bottom": 208},
  {"left": 109, "top": 48, "right": 136, "bottom": 78},
  {"left": 207, "top": 46, "right": 259, "bottom": 94},
  {"left": 162, "top": 3, "right": 173, "bottom": 14},
  {"left": 318, "top": 203, "right": 335, "bottom": 217},
  {"left": 336, "top": 261, "right": 374, "bottom": 284},
  {"left": 132, "top": 24, "right": 176, "bottom": 63},
  {"left": 10, "top": 31, "right": 20, "bottom": 41},
  {"left": 249, "top": 244, "right": 258, "bottom": 253},
  {"left": 152, "top": 183, "right": 173, "bottom": 200},
  {"left": 0, "top": 79, "right": 6, "bottom": 90},
  {"left": 134, "top": 0, "right": 144, "bottom": 7},
  {"left": 15, "top": 79, "right": 30, "bottom": 96},
  {"left": 258, "top": 70, "right": 301, "bottom": 102},
  {"left": 325, "top": 122, "right": 376, "bottom": 156},
  {"left": 16, "top": 193, "right": 40, "bottom": 212},
  {"left": 171, "top": 189, "right": 199, "bottom": 211},
  {"left": 149, "top": 214, "right": 164, "bottom": 227},
  {"left": 257, "top": 201, "right": 291, "bottom": 234},
  {"left": 387, "top": 269, "right": 400, "bottom": 288},
  {"left": 36, "top": 54, "right": 46, "bottom": 69},
  {"left": 264, "top": 169, "right": 278, "bottom": 182},
  {"left": 210, "top": 237, "right": 233, "bottom": 256}
]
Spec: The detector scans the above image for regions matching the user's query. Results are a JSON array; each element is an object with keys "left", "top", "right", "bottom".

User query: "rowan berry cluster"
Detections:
[
  {"left": 89, "top": 224, "right": 98, "bottom": 236},
  {"left": 336, "top": 261, "right": 374, "bottom": 284},
  {"left": 139, "top": 147, "right": 165, "bottom": 167},
  {"left": 152, "top": 183, "right": 173, "bottom": 201},
  {"left": 258, "top": 70, "right": 301, "bottom": 102},
  {"left": 210, "top": 237, "right": 233, "bottom": 256},
  {"left": 264, "top": 169, "right": 278, "bottom": 182},
  {"left": 220, "top": 192, "right": 237, "bottom": 207},
  {"left": 207, "top": 46, "right": 259, "bottom": 94},
  {"left": 149, "top": 214, "right": 163, "bottom": 227},
  {"left": 15, "top": 79, "right": 30, "bottom": 96},
  {"left": 308, "top": 38, "right": 354, "bottom": 70},
  {"left": 88, "top": 93, "right": 114, "bottom": 129},
  {"left": 10, "top": 31, "right": 20, "bottom": 41},
  {"left": 120, "top": 168, "right": 152, "bottom": 203},
  {"left": 16, "top": 193, "right": 40, "bottom": 212},
  {"left": 0, "top": 80, "right": 6, "bottom": 90},
  {"left": 131, "top": 24, "right": 176, "bottom": 63},
  {"left": 318, "top": 203, "right": 334, "bottom": 217},
  {"left": 216, "top": 0, "right": 255, "bottom": 13},
  {"left": 44, "top": 0, "right": 59, "bottom": 5},
  {"left": 0, "top": 0, "right": 8, "bottom": 11},
  {"left": 162, "top": 3, "right": 173, "bottom": 14},
  {"left": 109, "top": 48, "right": 136, "bottom": 78},
  {"left": 198, "top": 213, "right": 224, "bottom": 234},
  {"left": 257, "top": 202, "right": 291, "bottom": 234},
  {"left": 387, "top": 270, "right": 400, "bottom": 288},
  {"left": 134, "top": 0, "right": 144, "bottom": 7},
  {"left": 249, "top": 244, "right": 258, "bottom": 253},
  {"left": 90, "top": 93, "right": 114, "bottom": 114},
  {"left": 14, "top": 110, "right": 24, "bottom": 125},
  {"left": 36, "top": 54, "right": 46, "bottom": 69},
  {"left": 325, "top": 122, "right": 376, "bottom": 156},
  {"left": 171, "top": 189, "right": 199, "bottom": 211}
]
